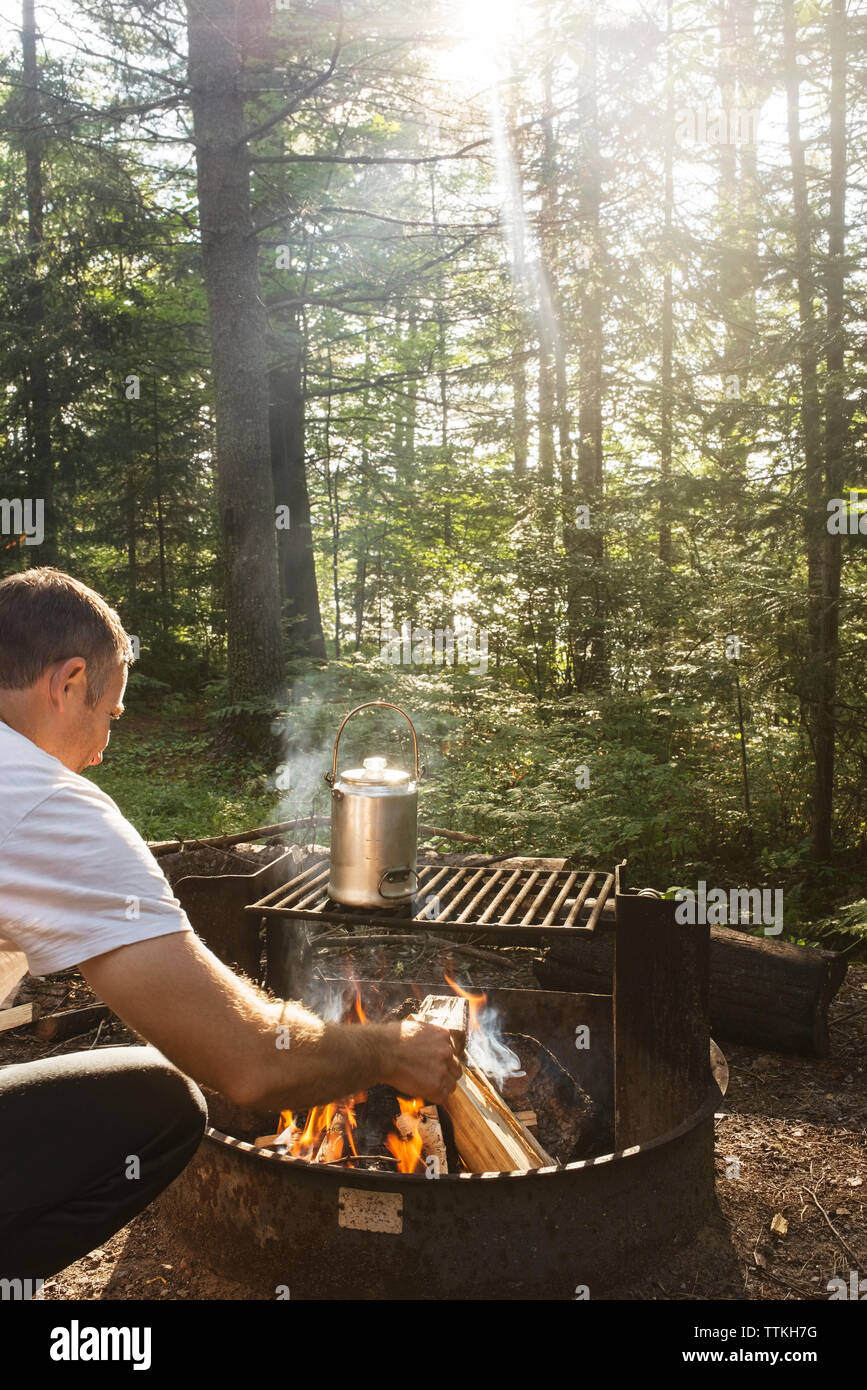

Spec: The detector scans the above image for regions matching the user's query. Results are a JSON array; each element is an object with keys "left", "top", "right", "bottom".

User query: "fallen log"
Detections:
[
  {"left": 31, "top": 1004, "right": 112, "bottom": 1042},
  {"left": 440, "top": 1063, "right": 556, "bottom": 1172},
  {"left": 534, "top": 922, "right": 847, "bottom": 1056}
]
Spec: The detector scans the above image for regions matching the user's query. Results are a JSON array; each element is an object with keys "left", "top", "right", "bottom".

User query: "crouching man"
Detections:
[{"left": 0, "top": 568, "right": 458, "bottom": 1281}]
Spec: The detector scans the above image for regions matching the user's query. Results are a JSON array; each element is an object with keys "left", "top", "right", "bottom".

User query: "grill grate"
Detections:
[{"left": 248, "top": 857, "right": 620, "bottom": 937}]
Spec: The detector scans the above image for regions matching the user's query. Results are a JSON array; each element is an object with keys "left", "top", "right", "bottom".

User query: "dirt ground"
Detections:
[{"left": 2, "top": 929, "right": 864, "bottom": 1302}]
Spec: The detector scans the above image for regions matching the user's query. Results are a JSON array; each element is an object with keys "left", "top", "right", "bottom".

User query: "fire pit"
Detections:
[{"left": 155, "top": 872, "right": 726, "bottom": 1299}]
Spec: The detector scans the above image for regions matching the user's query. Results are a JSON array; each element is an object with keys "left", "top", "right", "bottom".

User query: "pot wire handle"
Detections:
[{"left": 326, "top": 700, "right": 420, "bottom": 785}]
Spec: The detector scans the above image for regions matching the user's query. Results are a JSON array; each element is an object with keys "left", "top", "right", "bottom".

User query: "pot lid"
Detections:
[{"left": 341, "top": 756, "right": 411, "bottom": 787}]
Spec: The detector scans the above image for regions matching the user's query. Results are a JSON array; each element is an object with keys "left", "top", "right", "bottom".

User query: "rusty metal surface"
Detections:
[
  {"left": 157, "top": 1111, "right": 716, "bottom": 1298},
  {"left": 156, "top": 983, "right": 724, "bottom": 1299},
  {"left": 173, "top": 848, "right": 300, "bottom": 981},
  {"left": 247, "top": 856, "right": 620, "bottom": 938},
  {"left": 614, "top": 891, "right": 712, "bottom": 1149}
]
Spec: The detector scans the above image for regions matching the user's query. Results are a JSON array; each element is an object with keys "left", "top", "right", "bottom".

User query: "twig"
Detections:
[
  {"left": 313, "top": 933, "right": 516, "bottom": 965},
  {"left": 804, "top": 1186, "right": 863, "bottom": 1266},
  {"left": 43, "top": 1028, "right": 104, "bottom": 1056},
  {"left": 418, "top": 825, "right": 481, "bottom": 844},
  {"left": 88, "top": 1020, "right": 106, "bottom": 1050},
  {"left": 148, "top": 818, "right": 319, "bottom": 856},
  {"left": 319, "top": 1154, "right": 400, "bottom": 1167},
  {"left": 149, "top": 817, "right": 480, "bottom": 856},
  {"left": 830, "top": 1002, "right": 867, "bottom": 1026},
  {"left": 744, "top": 1263, "right": 821, "bottom": 1300}
]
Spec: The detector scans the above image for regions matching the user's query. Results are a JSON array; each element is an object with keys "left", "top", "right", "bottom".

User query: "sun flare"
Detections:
[{"left": 435, "top": 0, "right": 523, "bottom": 91}]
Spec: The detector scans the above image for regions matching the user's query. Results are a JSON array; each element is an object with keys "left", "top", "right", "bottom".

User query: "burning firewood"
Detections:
[
  {"left": 395, "top": 1103, "right": 448, "bottom": 1175},
  {"left": 413, "top": 994, "right": 470, "bottom": 1058},
  {"left": 441, "top": 1063, "right": 556, "bottom": 1173},
  {"left": 316, "top": 1109, "right": 349, "bottom": 1164},
  {"left": 413, "top": 991, "right": 553, "bottom": 1172},
  {"left": 254, "top": 1129, "right": 297, "bottom": 1150}
]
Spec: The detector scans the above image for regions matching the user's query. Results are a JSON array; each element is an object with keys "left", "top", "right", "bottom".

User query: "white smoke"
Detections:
[{"left": 466, "top": 1003, "right": 526, "bottom": 1090}]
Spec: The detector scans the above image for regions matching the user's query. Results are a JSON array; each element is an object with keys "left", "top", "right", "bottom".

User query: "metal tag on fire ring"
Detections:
[{"left": 338, "top": 1187, "right": 403, "bottom": 1235}]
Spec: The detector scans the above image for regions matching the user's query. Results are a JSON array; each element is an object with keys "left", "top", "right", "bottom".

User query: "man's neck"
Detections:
[{"left": 0, "top": 708, "right": 63, "bottom": 765}]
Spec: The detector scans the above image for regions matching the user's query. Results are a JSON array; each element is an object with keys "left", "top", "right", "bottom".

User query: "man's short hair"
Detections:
[{"left": 0, "top": 568, "right": 134, "bottom": 706}]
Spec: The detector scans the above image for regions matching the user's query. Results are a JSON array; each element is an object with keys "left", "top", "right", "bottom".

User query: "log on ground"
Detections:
[{"left": 533, "top": 923, "right": 847, "bottom": 1056}]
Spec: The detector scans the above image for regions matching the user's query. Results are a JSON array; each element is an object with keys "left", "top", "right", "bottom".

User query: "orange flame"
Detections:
[
  {"left": 443, "top": 972, "right": 486, "bottom": 1033},
  {"left": 385, "top": 1096, "right": 425, "bottom": 1173},
  {"left": 352, "top": 984, "right": 368, "bottom": 1025},
  {"left": 272, "top": 987, "right": 423, "bottom": 1168}
]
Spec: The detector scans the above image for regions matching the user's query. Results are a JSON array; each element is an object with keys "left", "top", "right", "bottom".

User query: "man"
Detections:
[{"left": 0, "top": 568, "right": 458, "bottom": 1281}]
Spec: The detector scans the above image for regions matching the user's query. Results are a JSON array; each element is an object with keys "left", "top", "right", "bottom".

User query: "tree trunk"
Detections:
[
  {"left": 125, "top": 399, "right": 137, "bottom": 616},
  {"left": 353, "top": 329, "right": 372, "bottom": 649},
  {"left": 575, "top": 2, "right": 606, "bottom": 689},
  {"left": 187, "top": 0, "right": 285, "bottom": 744},
  {"left": 537, "top": 81, "right": 556, "bottom": 493},
  {"left": 323, "top": 351, "right": 341, "bottom": 658},
  {"left": 153, "top": 378, "right": 169, "bottom": 631},
  {"left": 659, "top": 0, "right": 673, "bottom": 575},
  {"left": 512, "top": 348, "right": 528, "bottom": 482},
  {"left": 782, "top": 0, "right": 824, "bottom": 812},
  {"left": 269, "top": 340, "right": 326, "bottom": 661},
  {"left": 505, "top": 82, "right": 530, "bottom": 484},
  {"left": 541, "top": 67, "right": 578, "bottom": 694},
  {"left": 716, "top": 0, "right": 749, "bottom": 513},
  {"left": 813, "top": 0, "right": 847, "bottom": 859},
  {"left": 21, "top": 0, "right": 55, "bottom": 563}
]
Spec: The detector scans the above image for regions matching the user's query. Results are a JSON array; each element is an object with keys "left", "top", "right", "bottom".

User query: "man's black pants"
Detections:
[{"left": 0, "top": 1046, "right": 207, "bottom": 1280}]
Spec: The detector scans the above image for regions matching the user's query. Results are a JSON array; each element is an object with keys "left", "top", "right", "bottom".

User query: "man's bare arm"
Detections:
[{"left": 79, "top": 932, "right": 459, "bottom": 1110}]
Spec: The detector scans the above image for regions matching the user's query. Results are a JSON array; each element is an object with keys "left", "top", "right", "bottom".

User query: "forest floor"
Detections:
[{"left": 2, "top": 932, "right": 864, "bottom": 1303}]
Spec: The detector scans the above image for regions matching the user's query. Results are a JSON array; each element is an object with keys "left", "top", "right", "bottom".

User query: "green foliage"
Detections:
[{"left": 1, "top": 0, "right": 865, "bottom": 946}]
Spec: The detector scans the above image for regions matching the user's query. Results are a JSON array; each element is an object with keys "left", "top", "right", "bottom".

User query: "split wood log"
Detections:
[
  {"left": 514, "top": 1110, "right": 538, "bottom": 1129},
  {"left": 533, "top": 922, "right": 847, "bottom": 1056},
  {"left": 0, "top": 1003, "right": 33, "bottom": 1033},
  {"left": 414, "top": 994, "right": 470, "bottom": 1059},
  {"left": 254, "top": 1125, "right": 300, "bottom": 1150},
  {"left": 440, "top": 1063, "right": 556, "bottom": 1172}
]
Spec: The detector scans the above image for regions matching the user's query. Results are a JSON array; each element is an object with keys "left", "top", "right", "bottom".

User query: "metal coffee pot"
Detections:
[{"left": 325, "top": 701, "right": 420, "bottom": 908}]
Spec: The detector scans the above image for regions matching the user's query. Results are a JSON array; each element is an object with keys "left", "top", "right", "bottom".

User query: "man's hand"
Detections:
[{"left": 379, "top": 1018, "right": 461, "bottom": 1103}]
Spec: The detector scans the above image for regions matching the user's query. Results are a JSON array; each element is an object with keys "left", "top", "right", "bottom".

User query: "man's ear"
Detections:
[{"left": 47, "top": 657, "right": 88, "bottom": 711}]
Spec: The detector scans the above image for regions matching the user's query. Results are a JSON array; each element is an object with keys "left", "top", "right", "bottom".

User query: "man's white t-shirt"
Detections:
[{"left": 0, "top": 721, "right": 192, "bottom": 1004}]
